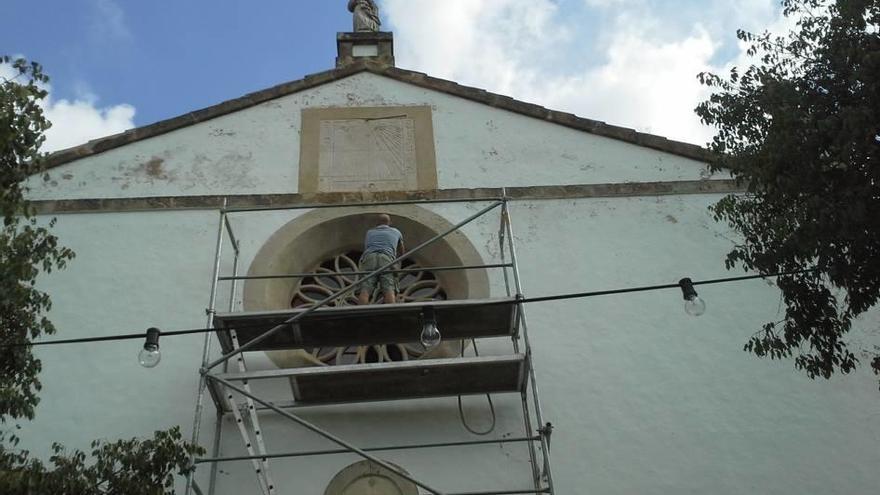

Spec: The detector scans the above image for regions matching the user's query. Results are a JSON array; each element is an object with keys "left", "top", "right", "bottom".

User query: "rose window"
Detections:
[{"left": 290, "top": 250, "right": 447, "bottom": 365}]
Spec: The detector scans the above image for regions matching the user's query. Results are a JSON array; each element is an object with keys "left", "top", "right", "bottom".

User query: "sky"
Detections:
[{"left": 1, "top": 0, "right": 793, "bottom": 151}]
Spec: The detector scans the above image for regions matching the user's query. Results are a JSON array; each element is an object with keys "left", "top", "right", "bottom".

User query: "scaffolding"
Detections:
[{"left": 183, "top": 193, "right": 556, "bottom": 495}]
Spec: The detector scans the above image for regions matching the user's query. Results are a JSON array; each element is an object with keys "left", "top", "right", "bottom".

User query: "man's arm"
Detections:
[{"left": 397, "top": 238, "right": 405, "bottom": 257}]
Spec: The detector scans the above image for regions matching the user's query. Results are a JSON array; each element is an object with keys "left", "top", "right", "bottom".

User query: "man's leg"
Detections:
[
  {"left": 382, "top": 289, "right": 396, "bottom": 304},
  {"left": 357, "top": 253, "right": 377, "bottom": 305},
  {"left": 358, "top": 290, "right": 371, "bottom": 305},
  {"left": 378, "top": 261, "right": 397, "bottom": 304}
]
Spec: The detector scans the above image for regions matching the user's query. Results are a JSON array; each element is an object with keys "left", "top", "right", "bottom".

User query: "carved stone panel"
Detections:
[
  {"left": 299, "top": 106, "right": 438, "bottom": 193},
  {"left": 317, "top": 117, "right": 417, "bottom": 192}
]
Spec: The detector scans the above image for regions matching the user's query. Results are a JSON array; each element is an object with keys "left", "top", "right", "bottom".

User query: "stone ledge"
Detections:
[{"left": 29, "top": 179, "right": 743, "bottom": 215}]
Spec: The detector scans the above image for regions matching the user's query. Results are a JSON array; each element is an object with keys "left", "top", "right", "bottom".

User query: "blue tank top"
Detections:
[{"left": 363, "top": 225, "right": 402, "bottom": 257}]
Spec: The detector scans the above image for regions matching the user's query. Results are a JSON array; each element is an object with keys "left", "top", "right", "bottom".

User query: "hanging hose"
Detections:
[{"left": 457, "top": 339, "right": 497, "bottom": 435}]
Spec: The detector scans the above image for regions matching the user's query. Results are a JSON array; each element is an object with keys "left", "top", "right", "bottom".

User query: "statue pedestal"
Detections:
[{"left": 336, "top": 32, "right": 395, "bottom": 68}]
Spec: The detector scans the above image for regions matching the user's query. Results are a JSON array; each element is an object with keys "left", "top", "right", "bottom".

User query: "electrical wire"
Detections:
[
  {"left": 0, "top": 319, "right": 296, "bottom": 348},
  {"left": 457, "top": 339, "right": 497, "bottom": 436},
  {"left": 0, "top": 268, "right": 816, "bottom": 349},
  {"left": 502, "top": 268, "right": 815, "bottom": 306}
]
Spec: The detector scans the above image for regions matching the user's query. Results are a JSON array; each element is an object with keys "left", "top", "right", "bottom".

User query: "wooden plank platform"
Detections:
[
  {"left": 214, "top": 354, "right": 528, "bottom": 405},
  {"left": 213, "top": 298, "right": 519, "bottom": 353}
]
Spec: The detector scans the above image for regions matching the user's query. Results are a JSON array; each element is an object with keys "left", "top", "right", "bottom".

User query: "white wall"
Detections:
[
  {"left": 25, "top": 72, "right": 711, "bottom": 201},
  {"left": 17, "top": 70, "right": 877, "bottom": 494},
  {"left": 22, "top": 210, "right": 220, "bottom": 454},
  {"left": 21, "top": 195, "right": 880, "bottom": 495}
]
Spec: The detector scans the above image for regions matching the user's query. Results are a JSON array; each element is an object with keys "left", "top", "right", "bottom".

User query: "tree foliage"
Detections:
[
  {"left": 0, "top": 56, "right": 74, "bottom": 425},
  {"left": 696, "top": 0, "right": 880, "bottom": 381},
  {"left": 0, "top": 427, "right": 202, "bottom": 495},
  {"left": 0, "top": 57, "right": 203, "bottom": 493}
]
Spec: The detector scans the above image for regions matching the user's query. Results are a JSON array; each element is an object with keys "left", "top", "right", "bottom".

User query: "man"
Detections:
[{"left": 357, "top": 214, "right": 404, "bottom": 305}]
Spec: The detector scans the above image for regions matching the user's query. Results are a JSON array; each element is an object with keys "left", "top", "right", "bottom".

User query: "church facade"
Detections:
[{"left": 20, "top": 27, "right": 880, "bottom": 495}]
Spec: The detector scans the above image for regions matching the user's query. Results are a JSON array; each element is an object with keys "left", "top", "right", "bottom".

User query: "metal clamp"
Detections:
[{"left": 538, "top": 422, "right": 553, "bottom": 448}]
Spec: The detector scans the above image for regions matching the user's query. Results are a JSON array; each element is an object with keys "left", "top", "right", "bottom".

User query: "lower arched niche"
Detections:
[
  {"left": 243, "top": 204, "right": 491, "bottom": 368},
  {"left": 323, "top": 460, "right": 418, "bottom": 495}
]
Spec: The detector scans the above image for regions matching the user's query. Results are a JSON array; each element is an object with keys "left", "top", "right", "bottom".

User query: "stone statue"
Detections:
[{"left": 348, "top": 0, "right": 381, "bottom": 32}]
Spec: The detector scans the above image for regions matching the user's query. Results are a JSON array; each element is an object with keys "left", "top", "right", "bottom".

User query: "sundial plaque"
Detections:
[
  {"left": 317, "top": 117, "right": 417, "bottom": 192},
  {"left": 299, "top": 106, "right": 438, "bottom": 193}
]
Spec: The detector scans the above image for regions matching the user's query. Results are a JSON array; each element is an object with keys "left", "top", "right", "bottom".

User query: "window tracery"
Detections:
[{"left": 290, "top": 250, "right": 447, "bottom": 365}]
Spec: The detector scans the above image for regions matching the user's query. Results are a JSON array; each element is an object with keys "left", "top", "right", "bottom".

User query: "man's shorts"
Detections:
[{"left": 357, "top": 252, "right": 398, "bottom": 294}]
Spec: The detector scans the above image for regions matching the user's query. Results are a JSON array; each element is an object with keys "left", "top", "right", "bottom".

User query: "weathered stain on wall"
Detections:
[
  {"left": 108, "top": 153, "right": 175, "bottom": 189},
  {"left": 39, "top": 145, "right": 261, "bottom": 195},
  {"left": 143, "top": 156, "right": 169, "bottom": 179}
]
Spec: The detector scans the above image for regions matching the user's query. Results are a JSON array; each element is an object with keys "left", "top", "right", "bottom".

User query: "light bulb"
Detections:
[
  {"left": 139, "top": 345, "right": 161, "bottom": 368},
  {"left": 420, "top": 320, "right": 441, "bottom": 349},
  {"left": 419, "top": 307, "right": 441, "bottom": 349},
  {"left": 678, "top": 278, "right": 707, "bottom": 317},
  {"left": 139, "top": 327, "right": 162, "bottom": 368},
  {"left": 684, "top": 295, "right": 707, "bottom": 317}
]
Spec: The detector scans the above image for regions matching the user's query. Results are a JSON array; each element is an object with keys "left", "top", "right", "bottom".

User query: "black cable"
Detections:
[
  {"left": 505, "top": 268, "right": 816, "bottom": 307},
  {"left": 0, "top": 319, "right": 292, "bottom": 348},
  {"left": 0, "top": 268, "right": 817, "bottom": 349},
  {"left": 457, "top": 339, "right": 496, "bottom": 436}
]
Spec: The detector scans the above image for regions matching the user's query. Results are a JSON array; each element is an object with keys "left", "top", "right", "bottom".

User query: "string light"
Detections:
[
  {"left": 419, "top": 307, "right": 441, "bottom": 349},
  {"left": 678, "top": 278, "right": 707, "bottom": 317},
  {"left": 0, "top": 269, "right": 815, "bottom": 350},
  {"left": 138, "top": 328, "right": 162, "bottom": 368}
]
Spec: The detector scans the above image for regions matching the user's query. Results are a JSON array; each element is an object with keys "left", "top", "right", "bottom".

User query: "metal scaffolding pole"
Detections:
[
  {"left": 195, "top": 436, "right": 539, "bottom": 464},
  {"left": 191, "top": 195, "right": 555, "bottom": 495},
  {"left": 202, "top": 200, "right": 503, "bottom": 372},
  {"left": 500, "top": 192, "right": 541, "bottom": 495},
  {"left": 503, "top": 201, "right": 556, "bottom": 495},
  {"left": 207, "top": 375, "right": 447, "bottom": 495},
  {"left": 208, "top": 236, "right": 240, "bottom": 495},
  {"left": 206, "top": 413, "right": 223, "bottom": 495},
  {"left": 218, "top": 263, "right": 512, "bottom": 281},
  {"left": 227, "top": 244, "right": 240, "bottom": 312},
  {"left": 223, "top": 196, "right": 503, "bottom": 214},
  {"left": 445, "top": 490, "right": 551, "bottom": 495},
  {"left": 224, "top": 214, "right": 239, "bottom": 258},
  {"left": 184, "top": 199, "right": 228, "bottom": 495}
]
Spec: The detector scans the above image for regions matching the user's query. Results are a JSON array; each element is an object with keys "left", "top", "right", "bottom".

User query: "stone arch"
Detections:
[
  {"left": 243, "top": 204, "right": 491, "bottom": 367},
  {"left": 323, "top": 460, "right": 418, "bottom": 495}
]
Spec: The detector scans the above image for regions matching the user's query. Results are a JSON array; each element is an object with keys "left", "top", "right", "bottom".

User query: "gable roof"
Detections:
[{"left": 43, "top": 61, "right": 714, "bottom": 169}]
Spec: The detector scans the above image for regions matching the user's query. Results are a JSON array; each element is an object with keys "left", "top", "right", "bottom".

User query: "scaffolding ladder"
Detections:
[{"left": 183, "top": 194, "right": 556, "bottom": 495}]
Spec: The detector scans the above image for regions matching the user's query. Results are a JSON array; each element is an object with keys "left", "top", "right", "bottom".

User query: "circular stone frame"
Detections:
[
  {"left": 243, "top": 205, "right": 491, "bottom": 368},
  {"left": 323, "top": 460, "right": 418, "bottom": 495}
]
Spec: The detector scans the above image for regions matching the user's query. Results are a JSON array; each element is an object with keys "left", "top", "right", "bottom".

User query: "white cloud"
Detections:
[
  {"left": 537, "top": 23, "right": 719, "bottom": 145},
  {"left": 583, "top": 0, "right": 630, "bottom": 7},
  {"left": 383, "top": 0, "right": 789, "bottom": 146},
  {"left": 384, "top": 0, "right": 568, "bottom": 90},
  {"left": 90, "top": 0, "right": 132, "bottom": 42},
  {"left": 42, "top": 99, "right": 135, "bottom": 152},
  {"left": 1, "top": 62, "right": 136, "bottom": 153}
]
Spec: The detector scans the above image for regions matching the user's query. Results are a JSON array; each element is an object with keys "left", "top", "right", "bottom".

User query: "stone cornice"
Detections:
[{"left": 30, "top": 179, "right": 742, "bottom": 215}]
